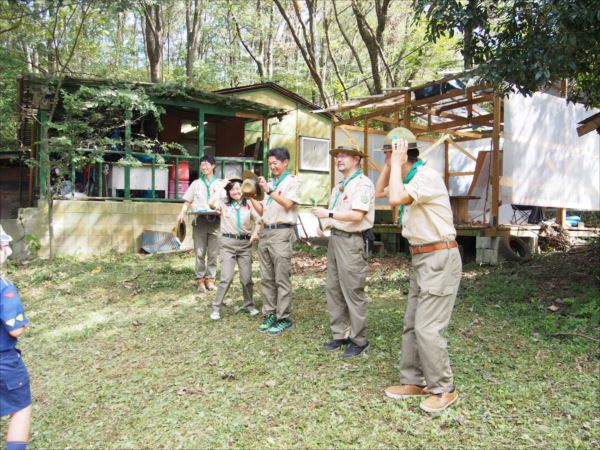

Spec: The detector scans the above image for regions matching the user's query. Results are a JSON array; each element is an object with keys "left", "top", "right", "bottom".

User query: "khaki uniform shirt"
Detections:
[
  {"left": 326, "top": 172, "right": 375, "bottom": 233},
  {"left": 262, "top": 175, "right": 302, "bottom": 225},
  {"left": 402, "top": 165, "right": 456, "bottom": 245},
  {"left": 182, "top": 176, "right": 222, "bottom": 210},
  {"left": 214, "top": 198, "right": 260, "bottom": 236}
]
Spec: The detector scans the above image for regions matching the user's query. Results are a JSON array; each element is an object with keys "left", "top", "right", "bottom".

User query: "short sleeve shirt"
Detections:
[
  {"left": 402, "top": 165, "right": 456, "bottom": 245},
  {"left": 214, "top": 198, "right": 261, "bottom": 236},
  {"left": 0, "top": 277, "right": 29, "bottom": 351},
  {"left": 329, "top": 173, "right": 375, "bottom": 233},
  {"left": 182, "top": 176, "right": 222, "bottom": 211},
  {"left": 262, "top": 175, "right": 302, "bottom": 225}
]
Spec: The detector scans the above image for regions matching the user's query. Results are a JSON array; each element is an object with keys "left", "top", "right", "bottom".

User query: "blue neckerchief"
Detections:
[
  {"left": 399, "top": 160, "right": 426, "bottom": 225},
  {"left": 266, "top": 169, "right": 290, "bottom": 205}
]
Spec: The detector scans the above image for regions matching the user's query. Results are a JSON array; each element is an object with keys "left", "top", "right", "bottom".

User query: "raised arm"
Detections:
[{"left": 388, "top": 139, "right": 414, "bottom": 207}]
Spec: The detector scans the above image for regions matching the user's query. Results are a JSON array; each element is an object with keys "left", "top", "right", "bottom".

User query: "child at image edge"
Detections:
[{"left": 0, "top": 226, "right": 32, "bottom": 450}]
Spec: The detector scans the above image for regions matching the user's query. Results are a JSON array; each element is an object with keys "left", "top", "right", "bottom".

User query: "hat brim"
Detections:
[
  {"left": 375, "top": 143, "right": 420, "bottom": 153},
  {"left": 330, "top": 148, "right": 365, "bottom": 158},
  {"left": 240, "top": 176, "right": 265, "bottom": 201}
]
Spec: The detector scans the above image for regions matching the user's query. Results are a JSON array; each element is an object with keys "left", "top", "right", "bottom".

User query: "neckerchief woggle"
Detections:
[
  {"left": 398, "top": 160, "right": 425, "bottom": 225},
  {"left": 331, "top": 169, "right": 363, "bottom": 210},
  {"left": 266, "top": 169, "right": 290, "bottom": 205}
]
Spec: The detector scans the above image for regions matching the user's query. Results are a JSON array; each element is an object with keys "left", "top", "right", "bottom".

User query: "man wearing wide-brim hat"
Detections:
[
  {"left": 375, "top": 127, "right": 462, "bottom": 413},
  {"left": 312, "top": 141, "right": 375, "bottom": 358}
]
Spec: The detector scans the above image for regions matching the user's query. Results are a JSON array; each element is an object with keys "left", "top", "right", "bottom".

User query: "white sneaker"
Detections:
[
  {"left": 245, "top": 306, "right": 260, "bottom": 316},
  {"left": 210, "top": 310, "right": 220, "bottom": 320}
]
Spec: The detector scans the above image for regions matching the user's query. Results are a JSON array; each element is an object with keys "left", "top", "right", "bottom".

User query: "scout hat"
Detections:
[
  {"left": 223, "top": 171, "right": 243, "bottom": 186},
  {"left": 171, "top": 221, "right": 186, "bottom": 242},
  {"left": 330, "top": 138, "right": 365, "bottom": 158},
  {"left": 241, "top": 171, "right": 265, "bottom": 201},
  {"left": 377, "top": 127, "right": 419, "bottom": 158}
]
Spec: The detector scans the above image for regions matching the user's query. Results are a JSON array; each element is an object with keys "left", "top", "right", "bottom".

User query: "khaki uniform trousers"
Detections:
[
  {"left": 258, "top": 227, "right": 295, "bottom": 320},
  {"left": 192, "top": 216, "right": 220, "bottom": 279},
  {"left": 399, "top": 246, "right": 462, "bottom": 394},
  {"left": 212, "top": 236, "right": 254, "bottom": 309},
  {"left": 326, "top": 232, "right": 368, "bottom": 347}
]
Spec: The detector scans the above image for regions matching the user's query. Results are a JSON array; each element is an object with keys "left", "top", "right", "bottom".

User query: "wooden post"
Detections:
[
  {"left": 403, "top": 91, "right": 411, "bottom": 129},
  {"left": 198, "top": 109, "right": 205, "bottom": 177},
  {"left": 444, "top": 140, "right": 450, "bottom": 188},
  {"left": 262, "top": 118, "right": 269, "bottom": 177},
  {"left": 363, "top": 119, "right": 369, "bottom": 175},
  {"left": 124, "top": 109, "right": 132, "bottom": 200},
  {"left": 491, "top": 95, "right": 501, "bottom": 227},
  {"left": 330, "top": 120, "right": 337, "bottom": 189}
]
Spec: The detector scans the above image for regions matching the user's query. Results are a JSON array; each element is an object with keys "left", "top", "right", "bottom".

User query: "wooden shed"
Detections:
[{"left": 215, "top": 82, "right": 334, "bottom": 205}]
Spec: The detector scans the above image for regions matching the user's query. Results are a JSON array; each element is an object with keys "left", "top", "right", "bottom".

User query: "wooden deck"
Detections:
[{"left": 372, "top": 223, "right": 600, "bottom": 239}]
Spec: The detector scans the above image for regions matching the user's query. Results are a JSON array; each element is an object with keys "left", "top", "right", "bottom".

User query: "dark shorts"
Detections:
[{"left": 0, "top": 349, "right": 31, "bottom": 416}]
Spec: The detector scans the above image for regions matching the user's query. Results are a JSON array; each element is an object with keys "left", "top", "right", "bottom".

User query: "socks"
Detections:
[{"left": 6, "top": 442, "right": 28, "bottom": 450}]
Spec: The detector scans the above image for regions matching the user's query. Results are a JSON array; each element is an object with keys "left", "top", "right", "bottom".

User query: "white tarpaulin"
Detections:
[{"left": 503, "top": 92, "right": 600, "bottom": 210}]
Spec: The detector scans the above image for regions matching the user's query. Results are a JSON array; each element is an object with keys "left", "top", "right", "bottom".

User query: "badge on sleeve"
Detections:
[{"left": 361, "top": 189, "right": 370, "bottom": 204}]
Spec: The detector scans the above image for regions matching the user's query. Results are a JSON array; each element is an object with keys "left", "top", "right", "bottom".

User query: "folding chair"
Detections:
[{"left": 511, "top": 205, "right": 533, "bottom": 224}]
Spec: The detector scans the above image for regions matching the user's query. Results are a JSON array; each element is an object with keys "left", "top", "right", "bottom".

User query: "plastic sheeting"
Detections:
[{"left": 502, "top": 92, "right": 600, "bottom": 210}]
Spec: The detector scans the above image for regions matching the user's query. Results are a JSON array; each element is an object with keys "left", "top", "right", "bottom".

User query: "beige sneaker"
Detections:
[
  {"left": 197, "top": 278, "right": 206, "bottom": 293},
  {"left": 384, "top": 384, "right": 429, "bottom": 400},
  {"left": 419, "top": 389, "right": 459, "bottom": 413},
  {"left": 205, "top": 277, "right": 216, "bottom": 291}
]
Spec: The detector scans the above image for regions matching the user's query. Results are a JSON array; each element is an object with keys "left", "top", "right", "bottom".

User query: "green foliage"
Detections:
[
  {"left": 24, "top": 234, "right": 41, "bottom": 255},
  {"left": 414, "top": 0, "right": 600, "bottom": 107},
  {"left": 44, "top": 85, "right": 170, "bottom": 180}
]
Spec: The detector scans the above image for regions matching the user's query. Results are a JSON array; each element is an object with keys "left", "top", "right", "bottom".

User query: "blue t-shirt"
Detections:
[{"left": 0, "top": 276, "right": 29, "bottom": 351}]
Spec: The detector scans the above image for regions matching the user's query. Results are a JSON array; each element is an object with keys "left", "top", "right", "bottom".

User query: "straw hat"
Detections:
[
  {"left": 330, "top": 138, "right": 365, "bottom": 158},
  {"left": 171, "top": 221, "right": 186, "bottom": 242},
  {"left": 377, "top": 127, "right": 419, "bottom": 157},
  {"left": 241, "top": 171, "right": 265, "bottom": 201}
]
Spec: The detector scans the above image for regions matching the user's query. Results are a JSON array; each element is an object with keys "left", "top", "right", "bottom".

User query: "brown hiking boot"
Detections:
[
  {"left": 419, "top": 389, "right": 459, "bottom": 413},
  {"left": 196, "top": 278, "right": 206, "bottom": 293},
  {"left": 384, "top": 384, "right": 429, "bottom": 400},
  {"left": 205, "top": 277, "right": 216, "bottom": 291}
]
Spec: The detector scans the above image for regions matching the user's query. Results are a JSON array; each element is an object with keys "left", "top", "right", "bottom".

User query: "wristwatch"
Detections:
[{"left": 328, "top": 211, "right": 334, "bottom": 218}]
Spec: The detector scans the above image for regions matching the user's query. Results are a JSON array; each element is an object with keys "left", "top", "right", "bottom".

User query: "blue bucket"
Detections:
[{"left": 565, "top": 215, "right": 580, "bottom": 227}]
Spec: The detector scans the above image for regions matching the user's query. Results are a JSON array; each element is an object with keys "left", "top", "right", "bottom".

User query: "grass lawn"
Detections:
[{"left": 2, "top": 243, "right": 598, "bottom": 448}]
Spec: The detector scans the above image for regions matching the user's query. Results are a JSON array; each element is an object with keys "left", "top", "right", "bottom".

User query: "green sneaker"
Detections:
[
  {"left": 266, "top": 319, "right": 293, "bottom": 335},
  {"left": 258, "top": 314, "right": 277, "bottom": 332}
]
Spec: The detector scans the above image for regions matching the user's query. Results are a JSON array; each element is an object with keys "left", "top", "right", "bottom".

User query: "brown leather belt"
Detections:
[{"left": 410, "top": 240, "right": 457, "bottom": 256}]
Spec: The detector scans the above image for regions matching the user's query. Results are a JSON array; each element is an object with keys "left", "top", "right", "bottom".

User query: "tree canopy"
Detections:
[{"left": 414, "top": 0, "right": 600, "bottom": 108}]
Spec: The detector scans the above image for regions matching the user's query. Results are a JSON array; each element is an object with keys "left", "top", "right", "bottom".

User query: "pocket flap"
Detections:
[
  {"left": 5, "top": 373, "right": 29, "bottom": 391},
  {"left": 428, "top": 286, "right": 456, "bottom": 297}
]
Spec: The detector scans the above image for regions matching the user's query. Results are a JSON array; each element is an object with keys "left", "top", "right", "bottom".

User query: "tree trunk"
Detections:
[
  {"left": 273, "top": 0, "right": 329, "bottom": 106},
  {"left": 351, "top": 0, "right": 392, "bottom": 95},
  {"left": 142, "top": 2, "right": 164, "bottom": 83},
  {"left": 185, "top": 0, "right": 203, "bottom": 84}
]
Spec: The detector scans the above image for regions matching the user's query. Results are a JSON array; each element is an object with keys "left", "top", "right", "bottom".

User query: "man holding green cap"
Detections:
[
  {"left": 375, "top": 127, "right": 462, "bottom": 413},
  {"left": 313, "top": 142, "right": 375, "bottom": 358}
]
